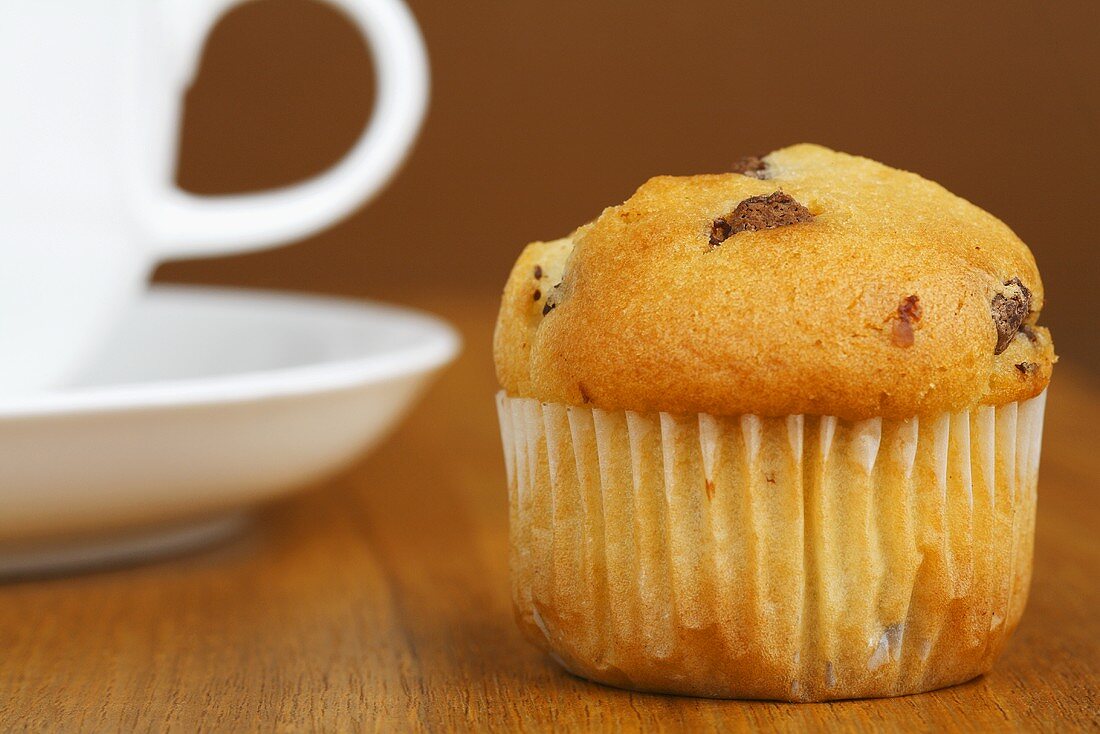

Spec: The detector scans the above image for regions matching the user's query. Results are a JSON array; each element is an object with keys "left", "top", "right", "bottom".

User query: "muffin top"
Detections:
[{"left": 494, "top": 144, "right": 1054, "bottom": 420}]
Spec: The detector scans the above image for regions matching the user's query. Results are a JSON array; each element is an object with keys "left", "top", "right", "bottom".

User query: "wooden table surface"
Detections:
[{"left": 1, "top": 295, "right": 1097, "bottom": 732}]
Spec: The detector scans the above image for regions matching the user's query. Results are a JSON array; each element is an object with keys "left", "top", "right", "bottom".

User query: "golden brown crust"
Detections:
[{"left": 494, "top": 144, "right": 1054, "bottom": 420}]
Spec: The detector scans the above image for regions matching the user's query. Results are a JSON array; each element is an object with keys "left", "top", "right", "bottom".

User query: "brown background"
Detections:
[
  {"left": 161, "top": 0, "right": 1099, "bottom": 373},
  {"left": 6, "top": 4, "right": 1098, "bottom": 727}
]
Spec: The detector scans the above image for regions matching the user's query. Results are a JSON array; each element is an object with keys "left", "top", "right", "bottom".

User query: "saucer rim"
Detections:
[{"left": 0, "top": 285, "right": 461, "bottom": 419}]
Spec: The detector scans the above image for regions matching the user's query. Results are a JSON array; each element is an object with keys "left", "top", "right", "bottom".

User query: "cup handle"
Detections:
[{"left": 142, "top": 0, "right": 428, "bottom": 258}]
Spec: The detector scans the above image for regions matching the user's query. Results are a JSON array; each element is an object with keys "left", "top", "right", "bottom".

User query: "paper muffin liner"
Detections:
[{"left": 495, "top": 390, "right": 1046, "bottom": 701}]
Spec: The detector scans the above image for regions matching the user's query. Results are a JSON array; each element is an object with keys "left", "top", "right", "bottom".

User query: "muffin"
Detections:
[{"left": 492, "top": 144, "right": 1054, "bottom": 701}]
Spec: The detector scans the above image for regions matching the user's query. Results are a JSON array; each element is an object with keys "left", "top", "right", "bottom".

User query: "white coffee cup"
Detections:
[{"left": 0, "top": 0, "right": 428, "bottom": 393}]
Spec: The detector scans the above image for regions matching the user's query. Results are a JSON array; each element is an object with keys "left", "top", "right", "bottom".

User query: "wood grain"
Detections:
[{"left": 0, "top": 294, "right": 1096, "bottom": 732}]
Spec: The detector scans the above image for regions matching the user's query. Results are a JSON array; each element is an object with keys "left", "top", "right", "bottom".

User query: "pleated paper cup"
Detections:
[{"left": 495, "top": 390, "right": 1046, "bottom": 701}]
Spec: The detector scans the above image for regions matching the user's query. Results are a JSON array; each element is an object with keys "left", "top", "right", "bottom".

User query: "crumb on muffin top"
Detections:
[{"left": 494, "top": 144, "right": 1054, "bottom": 420}]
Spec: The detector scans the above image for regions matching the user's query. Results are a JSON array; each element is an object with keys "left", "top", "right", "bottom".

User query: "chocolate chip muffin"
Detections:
[{"left": 493, "top": 144, "right": 1054, "bottom": 701}]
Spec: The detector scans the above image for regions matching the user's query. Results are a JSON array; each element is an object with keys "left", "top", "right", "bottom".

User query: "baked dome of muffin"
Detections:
[{"left": 495, "top": 144, "right": 1054, "bottom": 420}]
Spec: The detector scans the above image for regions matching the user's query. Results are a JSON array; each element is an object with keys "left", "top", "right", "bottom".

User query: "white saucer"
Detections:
[{"left": 0, "top": 286, "right": 460, "bottom": 576}]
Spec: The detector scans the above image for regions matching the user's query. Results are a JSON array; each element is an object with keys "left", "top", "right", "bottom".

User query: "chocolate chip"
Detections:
[
  {"left": 898, "top": 294, "right": 923, "bottom": 322},
  {"left": 534, "top": 265, "right": 543, "bottom": 279},
  {"left": 709, "top": 218, "right": 733, "bottom": 247},
  {"left": 891, "top": 294, "right": 923, "bottom": 347},
  {"left": 709, "top": 191, "right": 813, "bottom": 247},
  {"left": 542, "top": 301, "right": 555, "bottom": 315},
  {"left": 533, "top": 289, "right": 541, "bottom": 301},
  {"left": 991, "top": 278, "right": 1032, "bottom": 355},
  {"left": 731, "top": 155, "right": 768, "bottom": 178},
  {"left": 1015, "top": 361, "right": 1039, "bottom": 377},
  {"left": 1019, "top": 323, "right": 1038, "bottom": 342}
]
